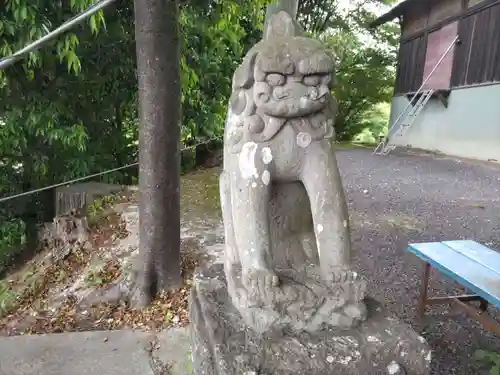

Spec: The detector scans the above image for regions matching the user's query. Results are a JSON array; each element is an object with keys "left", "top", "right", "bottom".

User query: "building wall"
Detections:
[
  {"left": 388, "top": 84, "right": 500, "bottom": 162},
  {"left": 395, "top": 0, "right": 500, "bottom": 95}
]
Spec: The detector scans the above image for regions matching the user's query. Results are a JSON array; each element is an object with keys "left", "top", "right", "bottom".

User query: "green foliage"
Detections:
[
  {"left": 353, "top": 102, "right": 390, "bottom": 144},
  {"left": 0, "top": 280, "right": 18, "bottom": 315},
  {"left": 179, "top": 0, "right": 266, "bottom": 145},
  {"left": 0, "top": 0, "right": 264, "bottom": 265},
  {"left": 0, "top": 0, "right": 400, "bottom": 266},
  {"left": 322, "top": 30, "right": 395, "bottom": 140},
  {"left": 86, "top": 193, "right": 120, "bottom": 228},
  {"left": 475, "top": 349, "right": 500, "bottom": 375},
  {"left": 301, "top": 0, "right": 399, "bottom": 141}
]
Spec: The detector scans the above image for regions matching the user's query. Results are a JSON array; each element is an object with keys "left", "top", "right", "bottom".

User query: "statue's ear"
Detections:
[{"left": 233, "top": 50, "right": 258, "bottom": 90}]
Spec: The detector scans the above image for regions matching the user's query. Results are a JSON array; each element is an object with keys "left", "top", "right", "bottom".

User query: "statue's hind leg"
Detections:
[{"left": 219, "top": 170, "right": 239, "bottom": 275}]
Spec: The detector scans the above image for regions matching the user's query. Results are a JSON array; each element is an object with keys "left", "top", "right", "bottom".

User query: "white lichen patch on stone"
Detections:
[
  {"left": 385, "top": 329, "right": 393, "bottom": 336},
  {"left": 325, "top": 349, "right": 360, "bottom": 367},
  {"left": 418, "top": 336, "right": 426, "bottom": 343},
  {"left": 331, "top": 337, "right": 359, "bottom": 353},
  {"left": 343, "top": 220, "right": 348, "bottom": 228},
  {"left": 296, "top": 132, "right": 312, "bottom": 148},
  {"left": 387, "top": 361, "right": 401, "bottom": 374},
  {"left": 317, "top": 224, "right": 324, "bottom": 233},
  {"left": 426, "top": 350, "right": 432, "bottom": 362},
  {"left": 261, "top": 147, "right": 273, "bottom": 165},
  {"left": 338, "top": 355, "right": 353, "bottom": 365},
  {"left": 367, "top": 335, "right": 380, "bottom": 343},
  {"left": 238, "top": 141, "right": 259, "bottom": 179},
  {"left": 227, "top": 109, "right": 240, "bottom": 126},
  {"left": 262, "top": 170, "right": 271, "bottom": 185}
]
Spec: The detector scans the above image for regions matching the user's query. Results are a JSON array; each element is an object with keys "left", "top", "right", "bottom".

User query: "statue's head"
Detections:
[{"left": 231, "top": 11, "right": 336, "bottom": 120}]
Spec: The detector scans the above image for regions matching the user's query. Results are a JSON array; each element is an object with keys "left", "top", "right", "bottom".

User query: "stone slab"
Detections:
[
  {"left": 189, "top": 264, "right": 432, "bottom": 375},
  {"left": 156, "top": 327, "right": 193, "bottom": 374},
  {"left": 0, "top": 328, "right": 192, "bottom": 375}
]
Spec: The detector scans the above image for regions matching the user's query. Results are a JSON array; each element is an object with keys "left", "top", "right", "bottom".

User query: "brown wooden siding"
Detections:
[
  {"left": 429, "top": 0, "right": 462, "bottom": 25},
  {"left": 402, "top": 7, "right": 429, "bottom": 38},
  {"left": 451, "top": 2, "right": 500, "bottom": 86},
  {"left": 422, "top": 21, "right": 458, "bottom": 90},
  {"left": 400, "top": 0, "right": 499, "bottom": 42},
  {"left": 468, "top": 0, "right": 487, "bottom": 7},
  {"left": 394, "top": 35, "right": 427, "bottom": 94}
]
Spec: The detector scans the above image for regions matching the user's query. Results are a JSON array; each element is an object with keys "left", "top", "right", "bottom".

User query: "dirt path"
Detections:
[{"left": 339, "top": 148, "right": 500, "bottom": 375}]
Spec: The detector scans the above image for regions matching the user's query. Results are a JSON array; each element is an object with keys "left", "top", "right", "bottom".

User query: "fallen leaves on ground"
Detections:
[
  {"left": 12, "top": 283, "right": 191, "bottom": 335},
  {"left": 0, "top": 189, "right": 199, "bottom": 336}
]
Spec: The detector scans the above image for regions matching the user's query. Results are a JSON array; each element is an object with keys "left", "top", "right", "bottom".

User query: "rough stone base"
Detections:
[{"left": 189, "top": 264, "right": 432, "bottom": 375}]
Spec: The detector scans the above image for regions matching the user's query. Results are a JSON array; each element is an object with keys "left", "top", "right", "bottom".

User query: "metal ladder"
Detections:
[{"left": 373, "top": 35, "right": 460, "bottom": 156}]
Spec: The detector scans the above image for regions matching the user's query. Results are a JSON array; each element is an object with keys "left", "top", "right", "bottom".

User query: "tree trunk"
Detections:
[{"left": 131, "top": 0, "right": 182, "bottom": 308}]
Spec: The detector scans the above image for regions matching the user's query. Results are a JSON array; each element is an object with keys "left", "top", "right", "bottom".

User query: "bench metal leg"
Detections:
[
  {"left": 453, "top": 299, "right": 500, "bottom": 336},
  {"left": 416, "top": 261, "right": 500, "bottom": 336},
  {"left": 417, "top": 262, "right": 431, "bottom": 322},
  {"left": 479, "top": 298, "right": 489, "bottom": 313}
]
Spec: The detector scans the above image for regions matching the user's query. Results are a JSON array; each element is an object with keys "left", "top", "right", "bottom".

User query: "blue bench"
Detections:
[{"left": 407, "top": 240, "right": 500, "bottom": 335}]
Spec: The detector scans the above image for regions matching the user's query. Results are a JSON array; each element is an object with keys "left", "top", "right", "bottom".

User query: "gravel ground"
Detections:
[{"left": 336, "top": 147, "right": 500, "bottom": 375}]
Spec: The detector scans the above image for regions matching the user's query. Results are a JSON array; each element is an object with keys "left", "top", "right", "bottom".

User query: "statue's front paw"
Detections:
[
  {"left": 323, "top": 266, "right": 358, "bottom": 284},
  {"left": 343, "top": 302, "right": 367, "bottom": 322},
  {"left": 243, "top": 268, "right": 280, "bottom": 306}
]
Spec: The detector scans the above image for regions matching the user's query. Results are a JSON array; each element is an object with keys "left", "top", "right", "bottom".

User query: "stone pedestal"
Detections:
[{"left": 190, "top": 264, "right": 431, "bottom": 375}]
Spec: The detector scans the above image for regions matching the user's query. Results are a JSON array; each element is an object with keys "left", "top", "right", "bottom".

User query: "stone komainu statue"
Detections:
[
  {"left": 219, "top": 11, "right": 366, "bottom": 332},
  {"left": 190, "top": 10, "right": 432, "bottom": 375}
]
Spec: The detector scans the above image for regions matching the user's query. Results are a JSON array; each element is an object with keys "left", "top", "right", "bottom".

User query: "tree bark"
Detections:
[{"left": 132, "top": 0, "right": 182, "bottom": 308}]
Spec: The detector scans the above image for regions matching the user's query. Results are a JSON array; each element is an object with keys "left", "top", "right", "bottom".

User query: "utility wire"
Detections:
[
  {"left": 0, "top": 0, "right": 116, "bottom": 70},
  {"left": 0, "top": 136, "right": 223, "bottom": 203}
]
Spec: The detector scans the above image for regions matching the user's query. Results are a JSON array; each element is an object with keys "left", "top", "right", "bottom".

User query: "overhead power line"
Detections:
[
  {"left": 0, "top": 137, "right": 223, "bottom": 203},
  {"left": 0, "top": 0, "right": 116, "bottom": 70}
]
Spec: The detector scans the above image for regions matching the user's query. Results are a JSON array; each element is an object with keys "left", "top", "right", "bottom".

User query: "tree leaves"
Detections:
[
  {"left": 298, "top": 0, "right": 399, "bottom": 141},
  {"left": 0, "top": 0, "right": 400, "bottom": 260}
]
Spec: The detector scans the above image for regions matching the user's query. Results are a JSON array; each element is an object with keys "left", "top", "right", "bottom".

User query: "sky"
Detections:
[
  {"left": 336, "top": 0, "right": 397, "bottom": 17},
  {"left": 333, "top": 0, "right": 401, "bottom": 47}
]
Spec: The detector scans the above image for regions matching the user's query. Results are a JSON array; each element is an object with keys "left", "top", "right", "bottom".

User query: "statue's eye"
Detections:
[
  {"left": 303, "top": 75, "right": 321, "bottom": 86},
  {"left": 266, "top": 73, "right": 286, "bottom": 86}
]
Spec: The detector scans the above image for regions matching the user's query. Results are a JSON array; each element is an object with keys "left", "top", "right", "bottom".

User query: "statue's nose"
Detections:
[
  {"left": 318, "top": 85, "right": 330, "bottom": 98},
  {"left": 311, "top": 85, "right": 330, "bottom": 100},
  {"left": 307, "top": 85, "right": 330, "bottom": 101}
]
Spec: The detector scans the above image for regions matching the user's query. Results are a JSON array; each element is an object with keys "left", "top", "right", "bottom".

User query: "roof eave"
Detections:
[{"left": 368, "top": 0, "right": 412, "bottom": 29}]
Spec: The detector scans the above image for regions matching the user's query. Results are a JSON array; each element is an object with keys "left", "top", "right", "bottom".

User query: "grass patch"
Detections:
[
  {"left": 84, "top": 260, "right": 122, "bottom": 288},
  {"left": 0, "top": 281, "right": 17, "bottom": 315},
  {"left": 474, "top": 349, "right": 500, "bottom": 374},
  {"left": 181, "top": 167, "right": 221, "bottom": 213}
]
